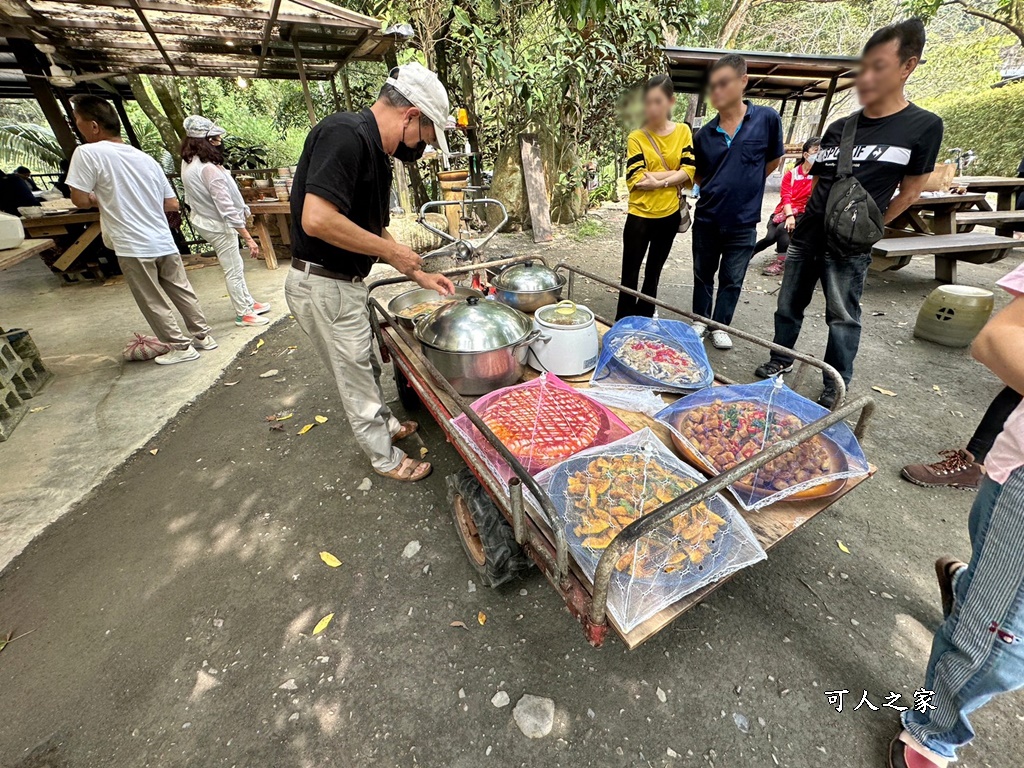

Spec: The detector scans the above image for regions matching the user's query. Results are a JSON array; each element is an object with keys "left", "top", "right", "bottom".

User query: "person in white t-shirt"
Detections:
[{"left": 65, "top": 95, "right": 216, "bottom": 366}]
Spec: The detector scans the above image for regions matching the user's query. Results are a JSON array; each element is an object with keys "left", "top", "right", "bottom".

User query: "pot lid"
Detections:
[
  {"left": 415, "top": 296, "right": 533, "bottom": 352},
  {"left": 535, "top": 300, "right": 594, "bottom": 327},
  {"left": 493, "top": 260, "right": 562, "bottom": 292}
]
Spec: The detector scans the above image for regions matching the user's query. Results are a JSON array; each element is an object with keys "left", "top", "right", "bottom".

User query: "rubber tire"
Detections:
[
  {"left": 393, "top": 359, "right": 421, "bottom": 411},
  {"left": 446, "top": 468, "right": 531, "bottom": 588}
]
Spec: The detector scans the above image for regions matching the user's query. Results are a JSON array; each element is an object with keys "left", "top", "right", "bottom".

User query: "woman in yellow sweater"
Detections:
[{"left": 618, "top": 74, "right": 696, "bottom": 320}]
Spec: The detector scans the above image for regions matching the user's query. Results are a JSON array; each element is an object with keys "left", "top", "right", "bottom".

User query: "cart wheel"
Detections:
[
  {"left": 393, "top": 360, "right": 421, "bottom": 411},
  {"left": 446, "top": 469, "right": 531, "bottom": 588}
]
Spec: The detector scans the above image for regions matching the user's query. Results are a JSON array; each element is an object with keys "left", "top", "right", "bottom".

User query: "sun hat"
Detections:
[
  {"left": 183, "top": 115, "right": 227, "bottom": 139},
  {"left": 384, "top": 62, "right": 451, "bottom": 156}
]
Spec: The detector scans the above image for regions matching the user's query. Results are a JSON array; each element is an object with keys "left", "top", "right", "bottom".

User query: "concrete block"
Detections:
[
  {"left": 0, "top": 378, "right": 27, "bottom": 442},
  {"left": 0, "top": 339, "right": 21, "bottom": 386},
  {"left": 2, "top": 329, "right": 51, "bottom": 398}
]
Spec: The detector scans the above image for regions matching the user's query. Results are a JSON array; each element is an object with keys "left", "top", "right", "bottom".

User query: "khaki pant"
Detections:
[
  {"left": 118, "top": 254, "right": 211, "bottom": 349},
  {"left": 284, "top": 267, "right": 404, "bottom": 472}
]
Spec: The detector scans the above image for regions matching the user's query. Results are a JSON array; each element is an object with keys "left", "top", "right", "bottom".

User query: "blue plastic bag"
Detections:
[
  {"left": 590, "top": 316, "right": 713, "bottom": 394},
  {"left": 655, "top": 377, "right": 870, "bottom": 510}
]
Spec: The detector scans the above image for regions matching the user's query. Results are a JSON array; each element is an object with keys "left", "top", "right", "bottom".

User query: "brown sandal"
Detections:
[
  {"left": 375, "top": 456, "right": 432, "bottom": 483},
  {"left": 393, "top": 421, "right": 419, "bottom": 441}
]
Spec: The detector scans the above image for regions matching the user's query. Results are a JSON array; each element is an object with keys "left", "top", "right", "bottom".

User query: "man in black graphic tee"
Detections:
[{"left": 754, "top": 18, "right": 943, "bottom": 407}]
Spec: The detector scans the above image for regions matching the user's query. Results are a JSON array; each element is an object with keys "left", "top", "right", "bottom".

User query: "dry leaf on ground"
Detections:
[
  {"left": 314, "top": 415, "right": 328, "bottom": 424},
  {"left": 29, "top": 405, "right": 50, "bottom": 413},
  {"left": 312, "top": 613, "right": 334, "bottom": 635},
  {"left": 319, "top": 551, "right": 342, "bottom": 568},
  {"left": 837, "top": 540, "right": 851, "bottom": 554},
  {"left": 477, "top": 612, "right": 487, "bottom": 626},
  {"left": 871, "top": 386, "right": 897, "bottom": 397},
  {"left": 259, "top": 369, "right": 279, "bottom": 378},
  {"left": 450, "top": 621, "right": 468, "bottom": 630},
  {"left": 149, "top": 448, "right": 159, "bottom": 456},
  {"left": 256, "top": 338, "right": 265, "bottom": 349},
  {"left": 297, "top": 424, "right": 315, "bottom": 435},
  {"left": 224, "top": 381, "right": 239, "bottom": 386}
]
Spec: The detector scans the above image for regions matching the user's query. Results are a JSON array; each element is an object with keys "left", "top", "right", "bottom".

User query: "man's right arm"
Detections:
[{"left": 301, "top": 193, "right": 422, "bottom": 276}]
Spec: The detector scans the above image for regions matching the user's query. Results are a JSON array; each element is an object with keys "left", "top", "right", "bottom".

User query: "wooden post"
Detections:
[
  {"left": 817, "top": 76, "right": 838, "bottom": 135},
  {"left": 113, "top": 97, "right": 142, "bottom": 148},
  {"left": 786, "top": 98, "right": 802, "bottom": 143},
  {"left": 291, "top": 40, "right": 317, "bottom": 126},
  {"left": 329, "top": 76, "right": 342, "bottom": 112},
  {"left": 340, "top": 64, "right": 354, "bottom": 112},
  {"left": 10, "top": 39, "right": 79, "bottom": 158}
]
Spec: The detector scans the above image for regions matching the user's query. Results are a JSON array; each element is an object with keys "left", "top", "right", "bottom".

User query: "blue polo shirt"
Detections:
[{"left": 693, "top": 101, "right": 784, "bottom": 227}]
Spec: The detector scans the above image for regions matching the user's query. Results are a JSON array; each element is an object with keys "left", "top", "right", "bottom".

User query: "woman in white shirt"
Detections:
[{"left": 180, "top": 116, "right": 270, "bottom": 326}]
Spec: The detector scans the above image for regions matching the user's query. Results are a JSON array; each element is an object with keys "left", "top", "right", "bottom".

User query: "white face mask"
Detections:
[{"left": 805, "top": 153, "right": 819, "bottom": 165}]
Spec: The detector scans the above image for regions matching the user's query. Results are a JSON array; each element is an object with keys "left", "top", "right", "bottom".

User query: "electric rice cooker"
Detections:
[{"left": 528, "top": 301, "right": 599, "bottom": 376}]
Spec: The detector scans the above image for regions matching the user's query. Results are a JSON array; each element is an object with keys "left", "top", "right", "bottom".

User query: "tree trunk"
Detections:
[
  {"left": 126, "top": 74, "right": 181, "bottom": 165},
  {"left": 150, "top": 75, "right": 186, "bottom": 141},
  {"left": 717, "top": 0, "right": 756, "bottom": 47}
]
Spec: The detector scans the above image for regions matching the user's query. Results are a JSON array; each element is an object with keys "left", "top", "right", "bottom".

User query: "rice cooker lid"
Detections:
[{"left": 535, "top": 300, "right": 594, "bottom": 327}]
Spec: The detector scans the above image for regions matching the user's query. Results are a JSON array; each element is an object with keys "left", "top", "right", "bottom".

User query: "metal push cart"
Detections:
[{"left": 368, "top": 255, "right": 875, "bottom": 649}]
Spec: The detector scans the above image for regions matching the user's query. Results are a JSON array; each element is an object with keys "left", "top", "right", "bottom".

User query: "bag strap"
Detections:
[
  {"left": 837, "top": 111, "right": 860, "bottom": 178},
  {"left": 641, "top": 128, "right": 675, "bottom": 171}
]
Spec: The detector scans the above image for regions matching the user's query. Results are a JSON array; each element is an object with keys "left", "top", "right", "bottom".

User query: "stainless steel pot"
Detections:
[
  {"left": 387, "top": 285, "right": 482, "bottom": 330},
  {"left": 491, "top": 260, "right": 566, "bottom": 313},
  {"left": 414, "top": 296, "right": 539, "bottom": 395}
]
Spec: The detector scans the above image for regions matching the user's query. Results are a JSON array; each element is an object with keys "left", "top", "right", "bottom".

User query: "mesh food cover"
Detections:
[
  {"left": 655, "top": 377, "right": 870, "bottom": 511},
  {"left": 591, "top": 317, "right": 713, "bottom": 394},
  {"left": 530, "top": 428, "right": 765, "bottom": 632},
  {"left": 452, "top": 373, "right": 633, "bottom": 485}
]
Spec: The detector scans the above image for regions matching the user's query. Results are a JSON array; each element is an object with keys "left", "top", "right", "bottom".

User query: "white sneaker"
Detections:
[
  {"left": 252, "top": 301, "right": 271, "bottom": 315},
  {"left": 154, "top": 345, "right": 200, "bottom": 365},
  {"left": 691, "top": 321, "right": 708, "bottom": 339},
  {"left": 710, "top": 329, "right": 733, "bottom": 349},
  {"left": 194, "top": 334, "right": 219, "bottom": 351},
  {"left": 235, "top": 312, "right": 269, "bottom": 327}
]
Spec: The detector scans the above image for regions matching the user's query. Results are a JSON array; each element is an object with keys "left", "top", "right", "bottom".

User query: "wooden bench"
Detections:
[
  {"left": 956, "top": 209, "right": 1024, "bottom": 237},
  {"left": 871, "top": 232, "right": 1019, "bottom": 283}
]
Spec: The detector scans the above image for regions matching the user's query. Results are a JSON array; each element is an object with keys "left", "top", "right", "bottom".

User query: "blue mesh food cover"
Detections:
[
  {"left": 655, "top": 377, "right": 870, "bottom": 510},
  {"left": 529, "top": 428, "right": 765, "bottom": 633},
  {"left": 590, "top": 317, "right": 713, "bottom": 394}
]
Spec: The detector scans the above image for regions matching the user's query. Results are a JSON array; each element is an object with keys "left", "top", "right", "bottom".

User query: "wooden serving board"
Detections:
[{"left": 384, "top": 322, "right": 874, "bottom": 649}]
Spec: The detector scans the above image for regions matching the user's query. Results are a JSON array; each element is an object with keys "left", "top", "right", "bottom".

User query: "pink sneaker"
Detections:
[
  {"left": 236, "top": 312, "right": 269, "bottom": 327},
  {"left": 762, "top": 258, "right": 786, "bottom": 276},
  {"left": 252, "top": 302, "right": 271, "bottom": 315}
]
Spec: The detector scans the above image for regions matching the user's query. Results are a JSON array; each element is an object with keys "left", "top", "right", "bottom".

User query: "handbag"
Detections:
[
  {"left": 823, "top": 112, "right": 884, "bottom": 254},
  {"left": 641, "top": 128, "right": 692, "bottom": 234}
]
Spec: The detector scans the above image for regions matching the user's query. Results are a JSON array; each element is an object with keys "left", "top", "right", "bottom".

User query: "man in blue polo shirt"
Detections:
[{"left": 692, "top": 54, "right": 784, "bottom": 349}]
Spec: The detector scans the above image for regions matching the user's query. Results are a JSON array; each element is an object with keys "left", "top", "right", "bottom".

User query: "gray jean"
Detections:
[
  {"left": 118, "top": 254, "right": 211, "bottom": 349},
  {"left": 284, "top": 267, "right": 404, "bottom": 472}
]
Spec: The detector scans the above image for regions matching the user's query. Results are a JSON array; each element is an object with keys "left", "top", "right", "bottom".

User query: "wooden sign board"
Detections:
[{"left": 519, "top": 133, "right": 553, "bottom": 243}]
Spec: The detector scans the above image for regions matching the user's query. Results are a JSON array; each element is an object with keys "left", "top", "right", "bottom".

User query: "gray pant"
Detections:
[
  {"left": 284, "top": 267, "right": 404, "bottom": 472},
  {"left": 118, "top": 254, "right": 211, "bottom": 350},
  {"left": 192, "top": 219, "right": 255, "bottom": 316}
]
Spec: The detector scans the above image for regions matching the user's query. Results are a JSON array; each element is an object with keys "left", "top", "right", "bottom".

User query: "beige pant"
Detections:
[
  {"left": 284, "top": 267, "right": 404, "bottom": 472},
  {"left": 192, "top": 217, "right": 255, "bottom": 316},
  {"left": 118, "top": 254, "right": 211, "bottom": 349}
]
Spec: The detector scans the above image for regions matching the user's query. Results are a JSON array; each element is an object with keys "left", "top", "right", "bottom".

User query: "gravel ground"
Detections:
[{"left": 1, "top": 197, "right": 1022, "bottom": 768}]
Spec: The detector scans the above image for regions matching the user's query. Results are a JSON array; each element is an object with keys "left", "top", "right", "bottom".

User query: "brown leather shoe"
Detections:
[
  {"left": 935, "top": 557, "right": 967, "bottom": 619},
  {"left": 900, "top": 449, "right": 982, "bottom": 490}
]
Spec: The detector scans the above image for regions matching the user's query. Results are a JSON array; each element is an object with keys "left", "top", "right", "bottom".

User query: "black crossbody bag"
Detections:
[{"left": 823, "top": 112, "right": 884, "bottom": 254}]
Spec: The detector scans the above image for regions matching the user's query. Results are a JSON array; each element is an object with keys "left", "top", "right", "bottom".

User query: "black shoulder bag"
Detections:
[{"left": 824, "top": 112, "right": 884, "bottom": 254}]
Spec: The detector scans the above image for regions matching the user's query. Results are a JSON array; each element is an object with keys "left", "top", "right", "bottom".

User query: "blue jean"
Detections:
[
  {"left": 902, "top": 468, "right": 1024, "bottom": 761},
  {"left": 691, "top": 220, "right": 757, "bottom": 325},
  {"left": 768, "top": 233, "right": 871, "bottom": 386}
]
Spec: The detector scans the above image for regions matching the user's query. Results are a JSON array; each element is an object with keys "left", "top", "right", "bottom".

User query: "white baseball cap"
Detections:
[
  {"left": 385, "top": 62, "right": 451, "bottom": 157},
  {"left": 183, "top": 115, "right": 226, "bottom": 139}
]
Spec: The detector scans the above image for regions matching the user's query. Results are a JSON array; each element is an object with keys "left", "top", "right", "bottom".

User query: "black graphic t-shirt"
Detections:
[{"left": 804, "top": 103, "right": 943, "bottom": 219}]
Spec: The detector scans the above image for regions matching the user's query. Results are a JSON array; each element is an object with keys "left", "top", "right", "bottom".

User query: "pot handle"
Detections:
[{"left": 512, "top": 329, "right": 542, "bottom": 350}]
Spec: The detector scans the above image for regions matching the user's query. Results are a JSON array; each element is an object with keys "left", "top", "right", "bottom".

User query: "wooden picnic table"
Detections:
[
  {"left": 887, "top": 192, "right": 987, "bottom": 236},
  {"left": 248, "top": 200, "right": 292, "bottom": 271},
  {"left": 21, "top": 211, "right": 102, "bottom": 272},
  {"left": 0, "top": 238, "right": 55, "bottom": 271},
  {"left": 955, "top": 176, "right": 1024, "bottom": 211}
]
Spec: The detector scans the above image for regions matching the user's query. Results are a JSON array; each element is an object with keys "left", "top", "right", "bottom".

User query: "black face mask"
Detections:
[{"left": 392, "top": 120, "right": 426, "bottom": 163}]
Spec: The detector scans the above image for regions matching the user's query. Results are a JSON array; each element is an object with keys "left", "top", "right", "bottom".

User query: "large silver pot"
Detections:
[
  {"left": 414, "top": 296, "right": 538, "bottom": 395},
  {"left": 387, "top": 285, "right": 482, "bottom": 330},
  {"left": 491, "top": 260, "right": 566, "bottom": 313}
]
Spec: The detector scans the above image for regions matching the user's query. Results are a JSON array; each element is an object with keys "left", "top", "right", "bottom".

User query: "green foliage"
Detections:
[
  {"left": 921, "top": 82, "right": 1024, "bottom": 175},
  {"left": 0, "top": 124, "right": 63, "bottom": 172},
  {"left": 571, "top": 216, "right": 607, "bottom": 239}
]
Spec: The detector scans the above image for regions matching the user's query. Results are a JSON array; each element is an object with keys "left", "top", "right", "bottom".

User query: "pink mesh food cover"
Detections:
[{"left": 452, "top": 373, "right": 633, "bottom": 484}]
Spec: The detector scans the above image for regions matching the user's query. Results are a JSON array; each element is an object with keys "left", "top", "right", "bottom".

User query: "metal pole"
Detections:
[
  {"left": 292, "top": 39, "right": 317, "bottom": 126},
  {"left": 817, "top": 76, "right": 837, "bottom": 135},
  {"left": 786, "top": 98, "right": 802, "bottom": 144}
]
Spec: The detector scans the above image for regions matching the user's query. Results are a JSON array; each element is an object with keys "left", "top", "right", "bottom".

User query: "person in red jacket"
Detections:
[{"left": 754, "top": 136, "right": 819, "bottom": 276}]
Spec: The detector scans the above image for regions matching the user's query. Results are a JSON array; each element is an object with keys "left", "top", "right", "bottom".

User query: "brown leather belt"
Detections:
[{"left": 292, "top": 257, "right": 363, "bottom": 282}]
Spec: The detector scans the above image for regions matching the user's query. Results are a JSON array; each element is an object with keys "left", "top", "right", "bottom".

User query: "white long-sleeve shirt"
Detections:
[{"left": 180, "top": 157, "right": 250, "bottom": 231}]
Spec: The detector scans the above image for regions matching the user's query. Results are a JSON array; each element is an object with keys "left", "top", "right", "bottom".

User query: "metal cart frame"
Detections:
[{"left": 368, "top": 255, "right": 875, "bottom": 647}]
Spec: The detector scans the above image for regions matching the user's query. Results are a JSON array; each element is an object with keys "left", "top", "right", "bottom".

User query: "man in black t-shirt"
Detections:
[
  {"left": 285, "top": 63, "right": 455, "bottom": 483},
  {"left": 754, "top": 19, "right": 943, "bottom": 408}
]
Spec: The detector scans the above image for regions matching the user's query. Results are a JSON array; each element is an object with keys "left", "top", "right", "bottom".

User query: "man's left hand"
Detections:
[{"left": 414, "top": 271, "right": 456, "bottom": 296}]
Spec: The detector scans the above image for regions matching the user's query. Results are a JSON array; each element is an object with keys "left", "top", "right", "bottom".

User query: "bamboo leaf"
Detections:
[{"left": 312, "top": 613, "right": 334, "bottom": 635}]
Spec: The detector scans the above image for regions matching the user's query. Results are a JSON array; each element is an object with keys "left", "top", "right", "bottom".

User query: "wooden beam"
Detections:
[
  {"left": 817, "top": 75, "right": 838, "bottom": 135},
  {"left": 292, "top": 40, "right": 317, "bottom": 126},
  {"left": 113, "top": 97, "right": 140, "bottom": 148},
  {"left": 254, "top": 0, "right": 283, "bottom": 78},
  {"left": 786, "top": 98, "right": 802, "bottom": 143},
  {"left": 8, "top": 39, "right": 79, "bottom": 157},
  {"left": 124, "top": 0, "right": 180, "bottom": 77}
]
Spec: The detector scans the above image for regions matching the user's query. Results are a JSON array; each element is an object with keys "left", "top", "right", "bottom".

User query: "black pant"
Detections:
[
  {"left": 691, "top": 220, "right": 757, "bottom": 325},
  {"left": 616, "top": 210, "right": 681, "bottom": 320},
  {"left": 753, "top": 219, "right": 792, "bottom": 256},
  {"left": 967, "top": 386, "right": 1023, "bottom": 462}
]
